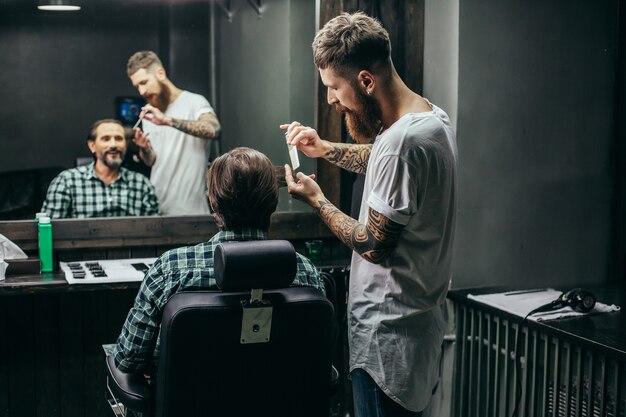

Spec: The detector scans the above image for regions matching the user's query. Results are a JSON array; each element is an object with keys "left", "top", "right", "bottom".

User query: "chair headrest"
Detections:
[{"left": 214, "top": 240, "right": 298, "bottom": 291}]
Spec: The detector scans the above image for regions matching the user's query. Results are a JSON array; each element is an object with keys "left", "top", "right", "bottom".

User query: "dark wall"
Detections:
[
  {"left": 0, "top": 0, "right": 210, "bottom": 174},
  {"left": 453, "top": 0, "right": 618, "bottom": 288},
  {"left": 615, "top": 0, "right": 626, "bottom": 280}
]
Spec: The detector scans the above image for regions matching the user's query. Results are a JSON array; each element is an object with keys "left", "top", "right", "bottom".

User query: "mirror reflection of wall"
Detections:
[
  {"left": 216, "top": 0, "right": 316, "bottom": 212},
  {"left": 0, "top": 0, "right": 315, "bottom": 219}
]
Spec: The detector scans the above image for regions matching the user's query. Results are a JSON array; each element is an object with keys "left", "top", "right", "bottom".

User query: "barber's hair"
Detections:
[
  {"left": 86, "top": 119, "right": 123, "bottom": 142},
  {"left": 207, "top": 147, "right": 278, "bottom": 231},
  {"left": 312, "top": 12, "right": 391, "bottom": 77},
  {"left": 127, "top": 50, "right": 163, "bottom": 77}
]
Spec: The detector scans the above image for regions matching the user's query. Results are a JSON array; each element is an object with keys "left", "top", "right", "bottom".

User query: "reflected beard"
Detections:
[
  {"left": 103, "top": 157, "right": 123, "bottom": 170},
  {"left": 150, "top": 81, "right": 172, "bottom": 112},
  {"left": 338, "top": 88, "right": 382, "bottom": 144},
  {"left": 100, "top": 150, "right": 125, "bottom": 169}
]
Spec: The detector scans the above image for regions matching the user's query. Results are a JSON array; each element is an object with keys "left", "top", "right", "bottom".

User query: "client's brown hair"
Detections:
[
  {"left": 207, "top": 147, "right": 278, "bottom": 231},
  {"left": 86, "top": 119, "right": 123, "bottom": 142}
]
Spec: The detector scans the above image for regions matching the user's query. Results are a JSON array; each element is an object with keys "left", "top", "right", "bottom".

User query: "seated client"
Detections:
[
  {"left": 113, "top": 146, "right": 324, "bottom": 374},
  {"left": 42, "top": 119, "right": 159, "bottom": 218}
]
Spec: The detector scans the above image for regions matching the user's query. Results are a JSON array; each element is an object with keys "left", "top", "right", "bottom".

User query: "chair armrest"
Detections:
[
  {"left": 331, "top": 365, "right": 339, "bottom": 386},
  {"left": 330, "top": 365, "right": 339, "bottom": 396},
  {"left": 105, "top": 355, "right": 153, "bottom": 414}
]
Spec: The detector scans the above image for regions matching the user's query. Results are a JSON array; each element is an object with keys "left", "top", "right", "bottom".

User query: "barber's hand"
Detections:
[
  {"left": 280, "top": 121, "right": 330, "bottom": 159},
  {"left": 132, "top": 129, "right": 156, "bottom": 166},
  {"left": 284, "top": 164, "right": 325, "bottom": 208},
  {"left": 274, "top": 165, "right": 316, "bottom": 188},
  {"left": 132, "top": 129, "right": 151, "bottom": 149},
  {"left": 140, "top": 104, "right": 172, "bottom": 126}
]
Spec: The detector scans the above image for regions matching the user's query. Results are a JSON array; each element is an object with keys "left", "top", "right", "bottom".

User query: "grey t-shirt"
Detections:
[{"left": 349, "top": 102, "right": 458, "bottom": 411}]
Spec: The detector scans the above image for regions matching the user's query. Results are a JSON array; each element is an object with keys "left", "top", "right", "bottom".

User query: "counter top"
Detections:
[
  {"left": 448, "top": 284, "right": 626, "bottom": 360},
  {"left": 0, "top": 257, "right": 350, "bottom": 296},
  {"left": 0, "top": 272, "right": 141, "bottom": 295},
  {"left": 0, "top": 212, "right": 348, "bottom": 295}
]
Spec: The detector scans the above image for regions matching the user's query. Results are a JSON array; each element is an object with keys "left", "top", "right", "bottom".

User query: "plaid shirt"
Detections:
[
  {"left": 113, "top": 229, "right": 323, "bottom": 373},
  {"left": 42, "top": 163, "right": 159, "bottom": 218}
]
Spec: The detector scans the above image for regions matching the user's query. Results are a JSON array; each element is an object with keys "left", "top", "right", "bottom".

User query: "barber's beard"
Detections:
[
  {"left": 149, "top": 81, "right": 172, "bottom": 112},
  {"left": 337, "top": 89, "right": 382, "bottom": 144}
]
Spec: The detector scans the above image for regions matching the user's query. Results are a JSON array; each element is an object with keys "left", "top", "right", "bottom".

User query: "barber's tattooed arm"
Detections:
[
  {"left": 317, "top": 199, "right": 402, "bottom": 264},
  {"left": 138, "top": 143, "right": 156, "bottom": 166},
  {"left": 324, "top": 143, "right": 372, "bottom": 174},
  {"left": 170, "top": 112, "right": 221, "bottom": 139}
]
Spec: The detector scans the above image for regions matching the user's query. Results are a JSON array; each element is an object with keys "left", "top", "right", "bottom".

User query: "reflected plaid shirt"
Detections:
[
  {"left": 113, "top": 229, "right": 323, "bottom": 373},
  {"left": 42, "top": 162, "right": 159, "bottom": 218}
]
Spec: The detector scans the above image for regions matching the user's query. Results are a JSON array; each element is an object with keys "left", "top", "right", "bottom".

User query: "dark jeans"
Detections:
[{"left": 351, "top": 368, "right": 423, "bottom": 417}]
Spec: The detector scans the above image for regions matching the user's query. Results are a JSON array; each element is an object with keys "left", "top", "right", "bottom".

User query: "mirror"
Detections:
[{"left": 0, "top": 0, "right": 316, "bottom": 219}]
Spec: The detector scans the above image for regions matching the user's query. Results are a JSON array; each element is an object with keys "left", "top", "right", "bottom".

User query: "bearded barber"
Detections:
[
  {"left": 282, "top": 12, "right": 457, "bottom": 417},
  {"left": 127, "top": 50, "right": 221, "bottom": 216},
  {"left": 42, "top": 119, "right": 159, "bottom": 218}
]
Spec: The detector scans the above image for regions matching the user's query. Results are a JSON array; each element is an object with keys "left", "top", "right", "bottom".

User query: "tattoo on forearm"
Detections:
[
  {"left": 171, "top": 119, "right": 215, "bottom": 138},
  {"left": 171, "top": 114, "right": 220, "bottom": 139},
  {"left": 324, "top": 143, "right": 371, "bottom": 174},
  {"left": 367, "top": 210, "right": 401, "bottom": 245},
  {"left": 318, "top": 200, "right": 402, "bottom": 264},
  {"left": 139, "top": 146, "right": 156, "bottom": 166}
]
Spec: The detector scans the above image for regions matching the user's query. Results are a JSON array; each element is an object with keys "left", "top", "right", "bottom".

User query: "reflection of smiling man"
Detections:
[
  {"left": 127, "top": 51, "right": 221, "bottom": 216},
  {"left": 42, "top": 119, "right": 159, "bottom": 219}
]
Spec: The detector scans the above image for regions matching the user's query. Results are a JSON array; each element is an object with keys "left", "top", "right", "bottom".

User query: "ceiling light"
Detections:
[{"left": 37, "top": 0, "right": 81, "bottom": 11}]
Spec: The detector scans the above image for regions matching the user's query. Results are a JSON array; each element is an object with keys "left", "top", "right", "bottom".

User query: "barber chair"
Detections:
[{"left": 105, "top": 240, "right": 335, "bottom": 417}]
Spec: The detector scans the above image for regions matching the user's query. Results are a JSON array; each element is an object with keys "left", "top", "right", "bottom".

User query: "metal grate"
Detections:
[{"left": 452, "top": 304, "right": 626, "bottom": 417}]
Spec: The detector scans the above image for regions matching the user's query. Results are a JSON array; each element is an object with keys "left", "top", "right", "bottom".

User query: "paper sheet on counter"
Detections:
[{"left": 0, "top": 233, "right": 28, "bottom": 280}]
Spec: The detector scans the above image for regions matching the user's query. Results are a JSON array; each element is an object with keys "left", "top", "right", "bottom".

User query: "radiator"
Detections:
[{"left": 452, "top": 303, "right": 626, "bottom": 417}]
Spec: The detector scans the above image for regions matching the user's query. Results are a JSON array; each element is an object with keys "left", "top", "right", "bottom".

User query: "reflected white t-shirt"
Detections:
[
  {"left": 349, "top": 102, "right": 458, "bottom": 412},
  {"left": 143, "top": 91, "right": 214, "bottom": 215}
]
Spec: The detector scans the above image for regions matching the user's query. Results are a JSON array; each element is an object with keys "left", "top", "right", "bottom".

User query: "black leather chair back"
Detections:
[{"left": 154, "top": 240, "right": 334, "bottom": 417}]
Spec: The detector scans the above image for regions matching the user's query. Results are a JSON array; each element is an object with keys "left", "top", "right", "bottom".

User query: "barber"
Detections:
[{"left": 282, "top": 12, "right": 458, "bottom": 417}]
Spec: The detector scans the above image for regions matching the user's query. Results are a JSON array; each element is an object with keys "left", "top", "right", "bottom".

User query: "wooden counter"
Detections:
[{"left": 1, "top": 211, "right": 334, "bottom": 251}]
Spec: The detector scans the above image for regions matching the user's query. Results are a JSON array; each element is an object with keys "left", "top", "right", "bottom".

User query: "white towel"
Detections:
[{"left": 467, "top": 288, "right": 620, "bottom": 322}]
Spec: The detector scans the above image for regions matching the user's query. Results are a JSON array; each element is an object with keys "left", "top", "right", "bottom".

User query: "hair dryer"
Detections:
[{"left": 527, "top": 288, "right": 596, "bottom": 316}]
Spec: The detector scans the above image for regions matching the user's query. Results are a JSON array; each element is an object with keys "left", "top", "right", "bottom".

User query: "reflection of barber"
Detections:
[
  {"left": 42, "top": 119, "right": 159, "bottom": 219},
  {"left": 127, "top": 51, "right": 221, "bottom": 216},
  {"left": 113, "top": 147, "right": 324, "bottom": 374}
]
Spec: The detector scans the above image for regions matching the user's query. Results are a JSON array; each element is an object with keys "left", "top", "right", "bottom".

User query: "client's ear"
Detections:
[
  {"left": 208, "top": 198, "right": 225, "bottom": 229},
  {"left": 213, "top": 213, "right": 225, "bottom": 230},
  {"left": 208, "top": 196, "right": 217, "bottom": 214}
]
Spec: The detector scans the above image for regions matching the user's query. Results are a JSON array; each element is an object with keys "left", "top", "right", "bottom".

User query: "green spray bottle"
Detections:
[{"left": 38, "top": 216, "right": 53, "bottom": 272}]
